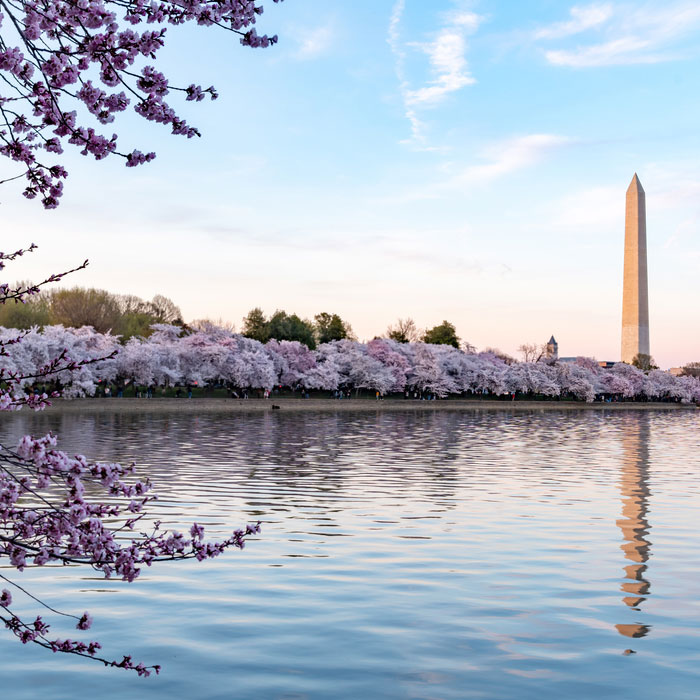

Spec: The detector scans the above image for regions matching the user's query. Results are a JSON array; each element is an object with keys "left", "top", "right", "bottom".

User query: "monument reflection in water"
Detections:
[{"left": 616, "top": 414, "right": 652, "bottom": 642}]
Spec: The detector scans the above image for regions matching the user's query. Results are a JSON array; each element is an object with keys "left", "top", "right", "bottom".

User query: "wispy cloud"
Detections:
[
  {"left": 387, "top": 0, "right": 422, "bottom": 140},
  {"left": 379, "top": 133, "right": 571, "bottom": 204},
  {"left": 190, "top": 222, "right": 509, "bottom": 279},
  {"left": 405, "top": 12, "right": 480, "bottom": 106},
  {"left": 546, "top": 163, "right": 700, "bottom": 241},
  {"left": 549, "top": 185, "right": 620, "bottom": 229},
  {"left": 292, "top": 22, "right": 334, "bottom": 60},
  {"left": 534, "top": 4, "right": 613, "bottom": 40},
  {"left": 388, "top": 2, "right": 483, "bottom": 143},
  {"left": 536, "top": 2, "right": 700, "bottom": 67},
  {"left": 379, "top": 243, "right": 512, "bottom": 277},
  {"left": 545, "top": 39, "right": 664, "bottom": 67},
  {"left": 439, "top": 133, "right": 571, "bottom": 190}
]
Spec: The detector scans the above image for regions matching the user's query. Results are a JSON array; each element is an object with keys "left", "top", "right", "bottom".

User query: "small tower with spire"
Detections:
[{"left": 546, "top": 335, "right": 558, "bottom": 360}]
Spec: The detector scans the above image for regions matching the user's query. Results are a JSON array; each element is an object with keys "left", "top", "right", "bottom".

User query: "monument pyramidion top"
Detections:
[{"left": 627, "top": 172, "right": 645, "bottom": 194}]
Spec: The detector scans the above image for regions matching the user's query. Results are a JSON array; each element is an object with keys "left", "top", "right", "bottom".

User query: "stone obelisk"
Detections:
[{"left": 621, "top": 174, "right": 649, "bottom": 363}]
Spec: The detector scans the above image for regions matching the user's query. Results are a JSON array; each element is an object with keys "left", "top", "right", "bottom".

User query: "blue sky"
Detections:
[{"left": 3, "top": 0, "right": 700, "bottom": 367}]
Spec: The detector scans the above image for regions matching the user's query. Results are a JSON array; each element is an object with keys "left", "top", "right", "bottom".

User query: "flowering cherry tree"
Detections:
[
  {"left": 609, "top": 362, "right": 647, "bottom": 397},
  {"left": 265, "top": 339, "right": 316, "bottom": 389},
  {"left": 0, "top": 0, "right": 282, "bottom": 207},
  {"left": 553, "top": 362, "right": 596, "bottom": 402},
  {"left": 3, "top": 317, "right": 700, "bottom": 403},
  {"left": 0, "top": 249, "right": 260, "bottom": 675},
  {"left": 367, "top": 338, "right": 409, "bottom": 392}
]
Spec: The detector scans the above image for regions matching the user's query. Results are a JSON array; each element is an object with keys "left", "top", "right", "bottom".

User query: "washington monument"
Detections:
[{"left": 621, "top": 174, "right": 649, "bottom": 363}]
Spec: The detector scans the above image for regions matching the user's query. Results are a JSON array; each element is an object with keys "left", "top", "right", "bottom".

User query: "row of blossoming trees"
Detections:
[{"left": 2, "top": 324, "right": 699, "bottom": 403}]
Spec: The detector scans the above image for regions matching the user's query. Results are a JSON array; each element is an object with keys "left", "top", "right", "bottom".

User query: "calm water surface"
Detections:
[{"left": 1, "top": 409, "right": 699, "bottom": 699}]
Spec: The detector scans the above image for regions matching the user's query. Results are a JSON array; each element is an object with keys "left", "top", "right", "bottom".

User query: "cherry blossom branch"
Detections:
[
  {"left": 0, "top": 248, "right": 262, "bottom": 674},
  {"left": 0, "top": 571, "right": 81, "bottom": 621},
  {"left": 0, "top": 258, "right": 89, "bottom": 304},
  {"left": 0, "top": 596, "right": 161, "bottom": 676},
  {"left": 0, "top": 430, "right": 261, "bottom": 673},
  {"left": 0, "top": 0, "right": 283, "bottom": 207}
]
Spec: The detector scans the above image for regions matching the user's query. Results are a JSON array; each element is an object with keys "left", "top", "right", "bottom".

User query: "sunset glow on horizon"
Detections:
[{"left": 3, "top": 1, "right": 699, "bottom": 368}]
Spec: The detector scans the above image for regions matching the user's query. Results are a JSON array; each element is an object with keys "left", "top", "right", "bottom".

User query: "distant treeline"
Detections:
[
  {"left": 2, "top": 285, "right": 468, "bottom": 352},
  {"left": 0, "top": 285, "right": 183, "bottom": 341},
  {"left": 5, "top": 288, "right": 697, "bottom": 377},
  {"left": 241, "top": 310, "right": 464, "bottom": 351},
  {"left": 2, "top": 323, "right": 699, "bottom": 403}
]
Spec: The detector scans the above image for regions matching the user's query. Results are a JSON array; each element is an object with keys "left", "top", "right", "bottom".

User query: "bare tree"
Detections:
[
  {"left": 631, "top": 353, "right": 658, "bottom": 372},
  {"left": 518, "top": 343, "right": 546, "bottom": 363},
  {"left": 149, "top": 294, "right": 183, "bottom": 324},
  {"left": 117, "top": 294, "right": 151, "bottom": 315},
  {"left": 190, "top": 318, "right": 236, "bottom": 333},
  {"left": 386, "top": 317, "right": 421, "bottom": 344},
  {"left": 482, "top": 347, "right": 516, "bottom": 365},
  {"left": 681, "top": 364, "right": 700, "bottom": 378}
]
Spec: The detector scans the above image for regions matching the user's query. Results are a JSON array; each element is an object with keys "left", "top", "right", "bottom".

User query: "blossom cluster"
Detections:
[
  {"left": 2, "top": 323, "right": 699, "bottom": 403},
  {"left": 0, "top": 429, "right": 261, "bottom": 672},
  {"left": 0, "top": 0, "right": 282, "bottom": 207},
  {"left": 0, "top": 251, "right": 260, "bottom": 674}
]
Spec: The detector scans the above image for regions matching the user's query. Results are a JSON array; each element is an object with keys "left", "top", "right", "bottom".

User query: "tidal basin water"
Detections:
[{"left": 1, "top": 408, "right": 699, "bottom": 700}]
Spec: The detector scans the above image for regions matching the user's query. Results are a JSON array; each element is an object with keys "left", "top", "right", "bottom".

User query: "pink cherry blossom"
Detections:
[
  {"left": 0, "top": 1, "right": 283, "bottom": 207},
  {"left": 0, "top": 248, "right": 261, "bottom": 674}
]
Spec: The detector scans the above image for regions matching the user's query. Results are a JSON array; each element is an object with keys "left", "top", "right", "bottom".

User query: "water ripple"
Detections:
[{"left": 0, "top": 409, "right": 699, "bottom": 699}]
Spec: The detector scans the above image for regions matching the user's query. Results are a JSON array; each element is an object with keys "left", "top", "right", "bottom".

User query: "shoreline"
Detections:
[{"left": 33, "top": 398, "right": 698, "bottom": 414}]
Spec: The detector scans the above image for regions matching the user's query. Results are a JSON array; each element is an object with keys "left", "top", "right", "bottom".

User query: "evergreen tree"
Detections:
[
  {"left": 315, "top": 312, "right": 351, "bottom": 344},
  {"left": 423, "top": 321, "right": 460, "bottom": 348},
  {"left": 242, "top": 307, "right": 270, "bottom": 343},
  {"left": 267, "top": 310, "right": 316, "bottom": 349}
]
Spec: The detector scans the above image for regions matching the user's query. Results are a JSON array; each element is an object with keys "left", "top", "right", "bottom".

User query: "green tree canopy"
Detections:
[
  {"left": 118, "top": 312, "right": 159, "bottom": 341},
  {"left": 267, "top": 310, "right": 316, "bottom": 349},
  {"left": 0, "top": 282, "right": 51, "bottom": 329},
  {"left": 314, "top": 312, "right": 352, "bottom": 344},
  {"left": 48, "top": 287, "right": 123, "bottom": 333},
  {"left": 243, "top": 308, "right": 326, "bottom": 349},
  {"left": 0, "top": 285, "right": 181, "bottom": 341},
  {"left": 422, "top": 320, "right": 460, "bottom": 348},
  {"left": 242, "top": 307, "right": 269, "bottom": 343}
]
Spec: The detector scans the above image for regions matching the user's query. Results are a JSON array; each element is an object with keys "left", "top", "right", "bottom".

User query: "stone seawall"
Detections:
[{"left": 42, "top": 398, "right": 698, "bottom": 414}]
